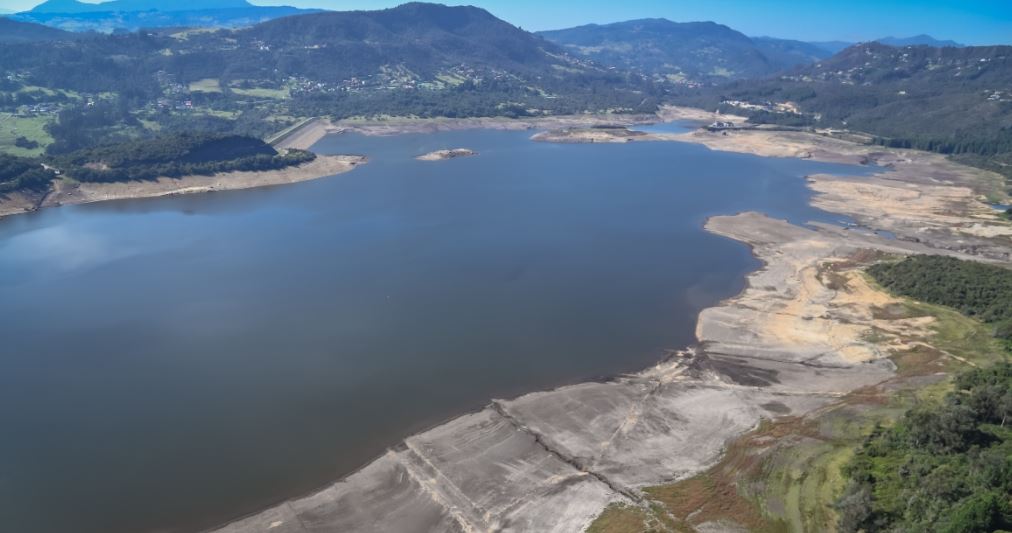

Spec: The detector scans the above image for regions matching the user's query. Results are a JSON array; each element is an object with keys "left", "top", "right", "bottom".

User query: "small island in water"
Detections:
[{"left": 416, "top": 148, "right": 478, "bottom": 161}]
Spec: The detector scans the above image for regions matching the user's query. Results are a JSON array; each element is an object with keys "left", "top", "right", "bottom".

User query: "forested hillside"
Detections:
[
  {"left": 673, "top": 42, "right": 1012, "bottom": 178},
  {"left": 539, "top": 19, "right": 820, "bottom": 84},
  {"left": 0, "top": 3, "right": 658, "bottom": 158}
]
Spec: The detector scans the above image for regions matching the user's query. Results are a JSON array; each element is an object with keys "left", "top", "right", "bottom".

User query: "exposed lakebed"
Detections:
[{"left": 0, "top": 125, "right": 874, "bottom": 533}]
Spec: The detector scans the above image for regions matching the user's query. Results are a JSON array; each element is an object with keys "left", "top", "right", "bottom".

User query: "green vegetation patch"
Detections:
[
  {"left": 231, "top": 87, "right": 290, "bottom": 100},
  {"left": 0, "top": 153, "right": 55, "bottom": 193},
  {"left": 586, "top": 504, "right": 655, "bottom": 533},
  {"left": 0, "top": 114, "right": 55, "bottom": 157},
  {"left": 836, "top": 363, "right": 1012, "bottom": 533},
  {"left": 189, "top": 78, "right": 222, "bottom": 93},
  {"left": 56, "top": 133, "right": 315, "bottom": 183},
  {"left": 869, "top": 255, "right": 1012, "bottom": 346}
]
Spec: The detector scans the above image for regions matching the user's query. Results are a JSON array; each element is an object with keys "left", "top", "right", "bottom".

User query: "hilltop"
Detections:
[
  {"left": 0, "top": 17, "right": 74, "bottom": 43},
  {"left": 27, "top": 0, "right": 255, "bottom": 13},
  {"left": 877, "top": 34, "right": 964, "bottom": 47},
  {"left": 539, "top": 19, "right": 790, "bottom": 84}
]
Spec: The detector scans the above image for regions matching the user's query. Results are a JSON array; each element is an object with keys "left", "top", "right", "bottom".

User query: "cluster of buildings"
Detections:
[{"left": 288, "top": 64, "right": 507, "bottom": 96}]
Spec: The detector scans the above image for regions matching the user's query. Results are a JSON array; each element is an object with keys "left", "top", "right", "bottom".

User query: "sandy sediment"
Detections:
[
  {"left": 0, "top": 189, "right": 48, "bottom": 218},
  {"left": 531, "top": 126, "right": 649, "bottom": 144},
  {"left": 656, "top": 105, "right": 748, "bottom": 125},
  {"left": 331, "top": 113, "right": 662, "bottom": 137},
  {"left": 416, "top": 148, "right": 477, "bottom": 161}
]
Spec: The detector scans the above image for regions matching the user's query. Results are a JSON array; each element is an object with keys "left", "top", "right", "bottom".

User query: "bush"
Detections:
[
  {"left": 13, "top": 136, "right": 39, "bottom": 150},
  {"left": 836, "top": 363, "right": 1012, "bottom": 533}
]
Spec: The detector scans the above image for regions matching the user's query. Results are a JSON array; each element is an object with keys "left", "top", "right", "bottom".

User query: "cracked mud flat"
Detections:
[{"left": 213, "top": 112, "right": 1011, "bottom": 533}]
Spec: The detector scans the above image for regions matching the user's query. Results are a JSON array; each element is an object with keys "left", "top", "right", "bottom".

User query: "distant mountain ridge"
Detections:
[
  {"left": 27, "top": 0, "right": 254, "bottom": 13},
  {"left": 751, "top": 37, "right": 835, "bottom": 69},
  {"left": 876, "top": 34, "right": 964, "bottom": 48},
  {"left": 0, "top": 3, "right": 655, "bottom": 121},
  {"left": 540, "top": 19, "right": 778, "bottom": 83},
  {"left": 539, "top": 19, "right": 836, "bottom": 84},
  {"left": 0, "top": 17, "right": 74, "bottom": 42},
  {"left": 12, "top": 1, "right": 317, "bottom": 32},
  {"left": 810, "top": 35, "right": 965, "bottom": 54}
]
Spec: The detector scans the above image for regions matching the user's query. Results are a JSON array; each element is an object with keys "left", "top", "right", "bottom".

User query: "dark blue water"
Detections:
[{"left": 0, "top": 127, "right": 872, "bottom": 533}]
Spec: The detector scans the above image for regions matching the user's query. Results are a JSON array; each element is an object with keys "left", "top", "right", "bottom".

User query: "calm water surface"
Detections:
[{"left": 0, "top": 125, "right": 872, "bottom": 533}]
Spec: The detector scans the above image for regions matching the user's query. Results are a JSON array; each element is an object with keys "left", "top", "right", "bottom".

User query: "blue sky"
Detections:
[{"left": 2, "top": 0, "right": 1010, "bottom": 44}]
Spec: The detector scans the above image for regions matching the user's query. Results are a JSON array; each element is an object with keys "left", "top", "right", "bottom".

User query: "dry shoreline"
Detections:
[
  {"left": 211, "top": 110, "right": 1012, "bottom": 533},
  {"left": 0, "top": 155, "right": 365, "bottom": 220}
]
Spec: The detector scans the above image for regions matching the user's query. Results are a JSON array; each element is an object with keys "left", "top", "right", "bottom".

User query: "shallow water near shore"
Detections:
[{"left": 0, "top": 126, "right": 874, "bottom": 533}]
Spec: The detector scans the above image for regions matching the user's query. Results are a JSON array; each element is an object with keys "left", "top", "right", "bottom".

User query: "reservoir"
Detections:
[{"left": 0, "top": 125, "right": 872, "bottom": 533}]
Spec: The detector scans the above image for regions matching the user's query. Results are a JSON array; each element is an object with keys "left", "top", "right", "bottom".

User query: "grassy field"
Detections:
[
  {"left": 189, "top": 78, "right": 222, "bottom": 93},
  {"left": 0, "top": 114, "right": 54, "bottom": 157},
  {"left": 231, "top": 86, "right": 290, "bottom": 99}
]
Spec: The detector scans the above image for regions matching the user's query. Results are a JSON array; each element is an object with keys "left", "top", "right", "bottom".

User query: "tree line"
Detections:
[{"left": 868, "top": 255, "right": 1012, "bottom": 345}]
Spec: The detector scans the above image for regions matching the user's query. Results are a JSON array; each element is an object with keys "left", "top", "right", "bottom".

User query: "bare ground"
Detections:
[{"left": 416, "top": 149, "right": 477, "bottom": 161}]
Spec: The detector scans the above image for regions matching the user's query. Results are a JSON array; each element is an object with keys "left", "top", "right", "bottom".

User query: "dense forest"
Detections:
[
  {"left": 836, "top": 362, "right": 1012, "bottom": 533},
  {"left": 868, "top": 255, "right": 1012, "bottom": 344},
  {"left": 0, "top": 153, "right": 57, "bottom": 193},
  {"left": 54, "top": 134, "right": 314, "bottom": 182}
]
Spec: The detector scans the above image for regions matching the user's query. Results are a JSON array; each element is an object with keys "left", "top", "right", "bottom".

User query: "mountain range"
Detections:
[
  {"left": 0, "top": 3, "right": 657, "bottom": 124},
  {"left": 27, "top": 0, "right": 255, "bottom": 13},
  {"left": 876, "top": 34, "right": 964, "bottom": 48},
  {"left": 539, "top": 19, "right": 966, "bottom": 84},
  {"left": 10, "top": 0, "right": 318, "bottom": 32},
  {"left": 809, "top": 35, "right": 965, "bottom": 54},
  {"left": 539, "top": 19, "right": 792, "bottom": 83}
]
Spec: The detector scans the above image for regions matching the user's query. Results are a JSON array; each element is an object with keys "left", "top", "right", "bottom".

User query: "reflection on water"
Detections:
[{"left": 0, "top": 126, "right": 874, "bottom": 533}]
